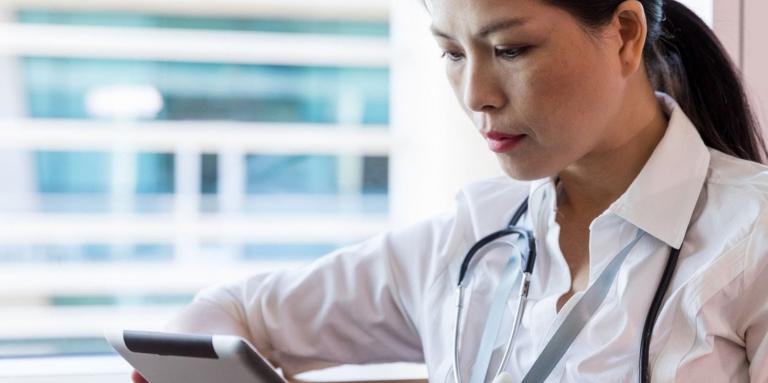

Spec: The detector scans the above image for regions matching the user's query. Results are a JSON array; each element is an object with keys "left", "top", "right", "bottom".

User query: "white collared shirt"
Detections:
[{"left": 190, "top": 94, "right": 768, "bottom": 382}]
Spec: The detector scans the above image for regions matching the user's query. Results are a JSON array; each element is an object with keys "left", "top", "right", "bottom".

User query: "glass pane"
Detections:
[
  {"left": 35, "top": 151, "right": 111, "bottom": 194},
  {"left": 17, "top": 10, "right": 390, "bottom": 37},
  {"left": 242, "top": 154, "right": 389, "bottom": 214},
  {"left": 362, "top": 156, "right": 388, "bottom": 194},
  {"left": 135, "top": 152, "right": 175, "bottom": 194},
  {"left": 22, "top": 58, "right": 390, "bottom": 125},
  {"left": 240, "top": 194, "right": 388, "bottom": 215},
  {"left": 200, "top": 153, "right": 218, "bottom": 195},
  {"left": 28, "top": 151, "right": 177, "bottom": 213},
  {"left": 245, "top": 155, "right": 338, "bottom": 194},
  {"left": 0, "top": 337, "right": 114, "bottom": 358},
  {"left": 240, "top": 243, "right": 339, "bottom": 261},
  {"left": 51, "top": 294, "right": 192, "bottom": 307},
  {"left": 0, "top": 243, "right": 174, "bottom": 263}
]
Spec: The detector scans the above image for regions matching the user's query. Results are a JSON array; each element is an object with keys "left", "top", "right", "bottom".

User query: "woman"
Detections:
[{"left": 133, "top": 0, "right": 768, "bottom": 381}]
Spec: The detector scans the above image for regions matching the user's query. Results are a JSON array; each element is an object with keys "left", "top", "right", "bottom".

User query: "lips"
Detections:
[{"left": 484, "top": 131, "right": 526, "bottom": 153}]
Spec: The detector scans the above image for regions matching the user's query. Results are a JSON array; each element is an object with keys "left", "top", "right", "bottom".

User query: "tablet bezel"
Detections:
[{"left": 105, "top": 329, "right": 287, "bottom": 383}]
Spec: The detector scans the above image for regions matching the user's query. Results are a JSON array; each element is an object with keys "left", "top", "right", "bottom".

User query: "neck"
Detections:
[{"left": 556, "top": 91, "right": 668, "bottom": 218}]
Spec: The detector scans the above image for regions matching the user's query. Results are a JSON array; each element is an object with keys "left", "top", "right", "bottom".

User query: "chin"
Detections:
[{"left": 497, "top": 157, "right": 557, "bottom": 181}]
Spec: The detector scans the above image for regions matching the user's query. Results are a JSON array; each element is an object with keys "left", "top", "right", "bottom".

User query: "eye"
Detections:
[
  {"left": 495, "top": 46, "right": 529, "bottom": 60},
  {"left": 440, "top": 51, "right": 465, "bottom": 62}
]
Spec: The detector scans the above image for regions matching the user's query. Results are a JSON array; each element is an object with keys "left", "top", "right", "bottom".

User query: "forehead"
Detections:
[
  {"left": 428, "top": 0, "right": 553, "bottom": 37},
  {"left": 429, "top": 0, "right": 537, "bottom": 25}
]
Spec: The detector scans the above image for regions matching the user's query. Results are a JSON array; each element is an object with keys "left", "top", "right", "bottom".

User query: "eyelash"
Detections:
[
  {"left": 440, "top": 47, "right": 528, "bottom": 62},
  {"left": 497, "top": 47, "right": 528, "bottom": 59},
  {"left": 440, "top": 51, "right": 464, "bottom": 62}
]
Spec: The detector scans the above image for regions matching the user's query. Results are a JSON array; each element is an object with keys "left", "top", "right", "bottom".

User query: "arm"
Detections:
[
  {"left": 162, "top": 203, "right": 464, "bottom": 376},
  {"left": 746, "top": 315, "right": 768, "bottom": 382},
  {"left": 742, "top": 211, "right": 768, "bottom": 381}
]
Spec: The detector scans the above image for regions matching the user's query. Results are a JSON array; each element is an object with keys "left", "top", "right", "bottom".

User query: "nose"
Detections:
[{"left": 463, "top": 60, "right": 506, "bottom": 112}]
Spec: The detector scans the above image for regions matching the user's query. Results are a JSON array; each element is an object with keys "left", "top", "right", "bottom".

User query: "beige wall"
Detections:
[
  {"left": 743, "top": 0, "right": 768, "bottom": 136},
  {"left": 715, "top": 0, "right": 768, "bottom": 139}
]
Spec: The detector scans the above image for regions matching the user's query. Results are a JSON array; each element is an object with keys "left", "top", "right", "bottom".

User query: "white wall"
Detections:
[
  {"left": 680, "top": 0, "right": 714, "bottom": 26},
  {"left": 0, "top": 9, "right": 33, "bottom": 205},
  {"left": 389, "top": 0, "right": 502, "bottom": 225}
]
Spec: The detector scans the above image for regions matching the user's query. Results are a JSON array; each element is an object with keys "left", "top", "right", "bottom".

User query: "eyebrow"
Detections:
[{"left": 430, "top": 17, "right": 529, "bottom": 41}]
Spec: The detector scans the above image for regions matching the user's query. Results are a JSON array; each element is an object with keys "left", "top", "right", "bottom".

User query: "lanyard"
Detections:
[{"left": 467, "top": 229, "right": 646, "bottom": 383}]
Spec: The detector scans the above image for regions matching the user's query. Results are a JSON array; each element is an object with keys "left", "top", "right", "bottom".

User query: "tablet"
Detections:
[{"left": 105, "top": 329, "right": 287, "bottom": 383}]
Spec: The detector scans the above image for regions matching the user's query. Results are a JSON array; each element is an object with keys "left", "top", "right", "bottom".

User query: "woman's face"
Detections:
[{"left": 430, "top": 0, "right": 629, "bottom": 180}]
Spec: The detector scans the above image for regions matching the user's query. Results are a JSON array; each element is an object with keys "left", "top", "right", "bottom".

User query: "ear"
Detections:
[{"left": 613, "top": 1, "right": 648, "bottom": 77}]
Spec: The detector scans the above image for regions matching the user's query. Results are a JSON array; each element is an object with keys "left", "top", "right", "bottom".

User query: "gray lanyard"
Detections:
[{"left": 519, "top": 229, "right": 646, "bottom": 382}]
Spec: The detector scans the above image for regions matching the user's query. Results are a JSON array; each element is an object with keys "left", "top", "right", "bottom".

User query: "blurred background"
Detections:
[{"left": 0, "top": 0, "right": 763, "bottom": 381}]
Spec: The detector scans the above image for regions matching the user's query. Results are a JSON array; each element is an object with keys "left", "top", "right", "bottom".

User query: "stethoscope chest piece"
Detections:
[{"left": 491, "top": 372, "right": 513, "bottom": 383}]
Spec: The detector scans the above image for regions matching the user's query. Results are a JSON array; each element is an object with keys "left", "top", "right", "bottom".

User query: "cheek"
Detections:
[{"left": 512, "top": 44, "right": 624, "bottom": 148}]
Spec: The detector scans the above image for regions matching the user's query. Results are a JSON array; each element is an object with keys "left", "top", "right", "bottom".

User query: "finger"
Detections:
[{"left": 131, "top": 370, "right": 149, "bottom": 383}]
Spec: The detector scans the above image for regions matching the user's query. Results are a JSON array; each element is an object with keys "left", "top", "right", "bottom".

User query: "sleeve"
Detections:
[
  {"left": 740, "top": 208, "right": 768, "bottom": 382},
  {"left": 165, "top": 197, "right": 467, "bottom": 376}
]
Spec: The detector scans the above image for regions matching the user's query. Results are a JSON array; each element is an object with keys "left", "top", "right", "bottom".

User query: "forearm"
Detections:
[{"left": 164, "top": 298, "right": 251, "bottom": 338}]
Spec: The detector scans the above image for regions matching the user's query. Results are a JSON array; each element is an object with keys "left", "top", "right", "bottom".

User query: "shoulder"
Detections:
[
  {"left": 417, "top": 176, "right": 530, "bottom": 302},
  {"left": 456, "top": 176, "right": 529, "bottom": 212},
  {"left": 706, "top": 148, "right": 768, "bottom": 207},
  {"left": 387, "top": 176, "right": 528, "bottom": 256},
  {"left": 705, "top": 149, "right": 768, "bottom": 283},
  {"left": 707, "top": 149, "right": 768, "bottom": 190},
  {"left": 449, "top": 176, "right": 531, "bottom": 241}
]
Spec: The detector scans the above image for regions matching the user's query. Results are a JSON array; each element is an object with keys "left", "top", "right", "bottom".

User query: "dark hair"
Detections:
[
  {"left": 422, "top": 0, "right": 768, "bottom": 162},
  {"left": 542, "top": 0, "right": 767, "bottom": 163}
]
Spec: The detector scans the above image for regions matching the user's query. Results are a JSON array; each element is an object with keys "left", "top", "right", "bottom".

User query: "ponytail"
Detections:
[
  {"left": 648, "top": 0, "right": 766, "bottom": 163},
  {"left": 543, "top": 0, "right": 767, "bottom": 163}
]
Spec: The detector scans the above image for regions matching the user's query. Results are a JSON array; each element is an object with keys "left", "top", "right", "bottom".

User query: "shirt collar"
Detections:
[
  {"left": 609, "top": 93, "right": 710, "bottom": 248},
  {"left": 528, "top": 92, "right": 710, "bottom": 249}
]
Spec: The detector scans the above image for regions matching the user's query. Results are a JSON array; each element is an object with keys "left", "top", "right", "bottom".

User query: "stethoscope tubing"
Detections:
[
  {"left": 453, "top": 200, "right": 534, "bottom": 383},
  {"left": 452, "top": 197, "right": 681, "bottom": 383},
  {"left": 639, "top": 246, "right": 680, "bottom": 382}
]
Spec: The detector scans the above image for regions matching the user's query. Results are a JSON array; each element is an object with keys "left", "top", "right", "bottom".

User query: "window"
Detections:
[
  {"left": 0, "top": 0, "right": 719, "bottom": 375},
  {"left": 0, "top": 4, "right": 391, "bottom": 361}
]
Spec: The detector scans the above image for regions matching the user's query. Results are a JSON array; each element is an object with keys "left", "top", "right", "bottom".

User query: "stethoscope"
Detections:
[{"left": 452, "top": 197, "right": 682, "bottom": 383}]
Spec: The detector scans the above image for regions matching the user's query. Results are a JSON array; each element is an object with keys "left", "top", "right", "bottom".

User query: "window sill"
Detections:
[{"left": 0, "top": 355, "right": 427, "bottom": 383}]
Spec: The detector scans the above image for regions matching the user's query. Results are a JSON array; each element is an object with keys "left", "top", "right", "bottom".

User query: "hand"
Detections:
[{"left": 131, "top": 370, "right": 149, "bottom": 383}]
